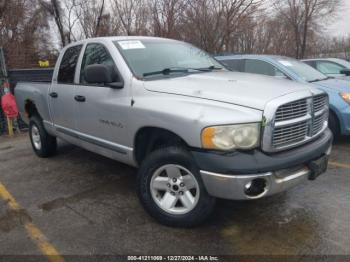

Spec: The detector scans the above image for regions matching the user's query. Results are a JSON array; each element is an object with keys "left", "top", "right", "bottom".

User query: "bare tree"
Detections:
[
  {"left": 1, "top": 0, "right": 347, "bottom": 69},
  {"left": 0, "top": 0, "right": 54, "bottom": 68},
  {"left": 39, "top": 0, "right": 84, "bottom": 46},
  {"left": 0, "top": 0, "right": 7, "bottom": 18},
  {"left": 110, "top": 0, "right": 150, "bottom": 35},
  {"left": 39, "top": 0, "right": 67, "bottom": 46},
  {"left": 182, "top": 0, "right": 263, "bottom": 53},
  {"left": 150, "top": 0, "right": 188, "bottom": 38},
  {"left": 274, "top": 0, "right": 343, "bottom": 58},
  {"left": 78, "top": 0, "right": 108, "bottom": 38}
]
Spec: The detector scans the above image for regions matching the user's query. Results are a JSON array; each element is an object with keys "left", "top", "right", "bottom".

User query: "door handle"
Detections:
[
  {"left": 49, "top": 92, "right": 58, "bottom": 98},
  {"left": 74, "top": 95, "right": 86, "bottom": 102}
]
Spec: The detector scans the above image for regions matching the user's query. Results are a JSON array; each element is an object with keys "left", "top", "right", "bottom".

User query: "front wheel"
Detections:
[
  {"left": 137, "top": 147, "right": 215, "bottom": 227},
  {"left": 29, "top": 115, "right": 57, "bottom": 158}
]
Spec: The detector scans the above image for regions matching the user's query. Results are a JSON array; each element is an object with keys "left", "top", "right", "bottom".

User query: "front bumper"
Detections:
[{"left": 192, "top": 129, "right": 333, "bottom": 200}]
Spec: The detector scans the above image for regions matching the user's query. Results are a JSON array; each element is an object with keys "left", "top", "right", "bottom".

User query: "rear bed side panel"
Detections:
[{"left": 14, "top": 82, "right": 51, "bottom": 125}]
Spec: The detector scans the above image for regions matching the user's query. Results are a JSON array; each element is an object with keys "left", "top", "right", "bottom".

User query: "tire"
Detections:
[
  {"left": 29, "top": 115, "right": 57, "bottom": 158},
  {"left": 137, "top": 146, "right": 216, "bottom": 227},
  {"left": 329, "top": 111, "right": 340, "bottom": 139}
]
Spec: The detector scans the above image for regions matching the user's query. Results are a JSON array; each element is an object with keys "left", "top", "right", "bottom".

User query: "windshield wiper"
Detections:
[
  {"left": 193, "top": 65, "right": 223, "bottom": 71},
  {"left": 309, "top": 78, "right": 328, "bottom": 83},
  {"left": 143, "top": 68, "right": 189, "bottom": 77},
  {"left": 143, "top": 66, "right": 223, "bottom": 78}
]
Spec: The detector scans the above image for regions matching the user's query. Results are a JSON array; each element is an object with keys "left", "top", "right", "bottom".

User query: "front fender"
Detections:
[{"left": 126, "top": 93, "right": 263, "bottom": 148}]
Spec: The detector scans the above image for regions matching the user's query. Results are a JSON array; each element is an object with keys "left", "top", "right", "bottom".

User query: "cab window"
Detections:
[
  {"left": 58, "top": 45, "right": 83, "bottom": 84},
  {"left": 80, "top": 43, "right": 117, "bottom": 85}
]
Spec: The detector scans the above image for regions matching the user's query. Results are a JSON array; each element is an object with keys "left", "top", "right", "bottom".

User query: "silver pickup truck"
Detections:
[{"left": 15, "top": 36, "right": 333, "bottom": 227}]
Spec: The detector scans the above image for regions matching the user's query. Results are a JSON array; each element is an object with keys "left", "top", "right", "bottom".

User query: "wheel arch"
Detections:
[
  {"left": 329, "top": 108, "right": 341, "bottom": 135},
  {"left": 134, "top": 126, "right": 190, "bottom": 165},
  {"left": 24, "top": 99, "right": 41, "bottom": 119}
]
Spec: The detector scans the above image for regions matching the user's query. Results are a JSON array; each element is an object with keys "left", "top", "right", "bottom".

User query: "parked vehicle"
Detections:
[
  {"left": 15, "top": 37, "right": 332, "bottom": 227},
  {"left": 216, "top": 55, "right": 350, "bottom": 137},
  {"left": 302, "top": 58, "right": 350, "bottom": 80}
]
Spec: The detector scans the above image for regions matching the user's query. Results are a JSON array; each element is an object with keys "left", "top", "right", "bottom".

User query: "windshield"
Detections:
[
  {"left": 277, "top": 59, "right": 328, "bottom": 82},
  {"left": 114, "top": 39, "right": 223, "bottom": 79}
]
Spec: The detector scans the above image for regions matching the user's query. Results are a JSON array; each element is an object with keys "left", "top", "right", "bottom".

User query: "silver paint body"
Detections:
[{"left": 15, "top": 37, "right": 326, "bottom": 200}]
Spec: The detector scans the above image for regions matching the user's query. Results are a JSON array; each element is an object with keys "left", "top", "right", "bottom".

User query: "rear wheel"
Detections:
[
  {"left": 137, "top": 147, "right": 215, "bottom": 227},
  {"left": 29, "top": 115, "right": 57, "bottom": 157}
]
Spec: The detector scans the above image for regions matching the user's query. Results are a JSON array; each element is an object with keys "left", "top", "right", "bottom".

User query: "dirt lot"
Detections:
[{"left": 0, "top": 133, "right": 349, "bottom": 259}]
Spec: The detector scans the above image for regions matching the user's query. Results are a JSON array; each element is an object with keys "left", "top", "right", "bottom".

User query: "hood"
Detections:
[
  {"left": 338, "top": 75, "right": 350, "bottom": 81},
  {"left": 144, "top": 71, "right": 315, "bottom": 110},
  {"left": 314, "top": 78, "right": 350, "bottom": 93}
]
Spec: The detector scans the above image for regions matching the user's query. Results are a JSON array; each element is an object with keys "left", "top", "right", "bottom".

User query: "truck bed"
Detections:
[
  {"left": 8, "top": 68, "right": 53, "bottom": 93},
  {"left": 1, "top": 69, "right": 53, "bottom": 134}
]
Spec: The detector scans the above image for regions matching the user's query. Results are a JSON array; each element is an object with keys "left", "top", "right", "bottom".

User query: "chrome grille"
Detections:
[
  {"left": 313, "top": 113, "right": 327, "bottom": 135},
  {"left": 275, "top": 99, "right": 308, "bottom": 122},
  {"left": 314, "top": 95, "right": 328, "bottom": 112},
  {"left": 273, "top": 122, "right": 308, "bottom": 147},
  {"left": 268, "top": 94, "right": 328, "bottom": 151}
]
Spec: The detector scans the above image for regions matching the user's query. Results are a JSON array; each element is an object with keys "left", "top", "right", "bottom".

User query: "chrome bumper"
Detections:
[{"left": 200, "top": 166, "right": 312, "bottom": 200}]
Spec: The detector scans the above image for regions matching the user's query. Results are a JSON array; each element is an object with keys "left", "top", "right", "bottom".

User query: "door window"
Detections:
[
  {"left": 316, "top": 61, "right": 345, "bottom": 74},
  {"left": 80, "top": 43, "right": 117, "bottom": 85},
  {"left": 244, "top": 59, "right": 287, "bottom": 78},
  {"left": 58, "top": 45, "right": 83, "bottom": 84},
  {"left": 220, "top": 59, "right": 243, "bottom": 72}
]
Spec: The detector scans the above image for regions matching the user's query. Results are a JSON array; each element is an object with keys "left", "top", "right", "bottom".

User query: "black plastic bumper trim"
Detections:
[{"left": 191, "top": 128, "right": 333, "bottom": 175}]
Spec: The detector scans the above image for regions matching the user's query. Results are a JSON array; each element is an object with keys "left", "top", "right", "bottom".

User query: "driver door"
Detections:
[{"left": 75, "top": 42, "right": 130, "bottom": 152}]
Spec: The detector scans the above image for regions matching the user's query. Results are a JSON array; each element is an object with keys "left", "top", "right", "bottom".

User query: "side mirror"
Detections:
[
  {"left": 84, "top": 64, "right": 124, "bottom": 89},
  {"left": 340, "top": 69, "right": 350, "bottom": 76}
]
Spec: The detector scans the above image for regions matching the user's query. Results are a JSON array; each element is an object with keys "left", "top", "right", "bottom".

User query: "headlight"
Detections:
[
  {"left": 340, "top": 92, "right": 350, "bottom": 104},
  {"left": 201, "top": 123, "right": 260, "bottom": 151}
]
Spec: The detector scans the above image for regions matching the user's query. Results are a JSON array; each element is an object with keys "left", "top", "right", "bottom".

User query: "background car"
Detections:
[
  {"left": 302, "top": 58, "right": 350, "bottom": 80},
  {"left": 216, "top": 54, "right": 350, "bottom": 137}
]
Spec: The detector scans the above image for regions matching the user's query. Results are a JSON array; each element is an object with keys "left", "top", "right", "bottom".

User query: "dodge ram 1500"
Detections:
[{"left": 15, "top": 37, "right": 333, "bottom": 227}]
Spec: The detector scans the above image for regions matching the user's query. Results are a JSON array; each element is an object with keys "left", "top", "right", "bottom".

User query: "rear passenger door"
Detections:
[{"left": 50, "top": 44, "right": 82, "bottom": 134}]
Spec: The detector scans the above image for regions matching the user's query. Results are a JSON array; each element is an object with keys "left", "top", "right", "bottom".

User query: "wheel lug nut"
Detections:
[
  {"left": 180, "top": 183, "right": 185, "bottom": 187},
  {"left": 173, "top": 178, "right": 177, "bottom": 182},
  {"left": 179, "top": 191, "right": 184, "bottom": 195},
  {"left": 167, "top": 183, "right": 171, "bottom": 188}
]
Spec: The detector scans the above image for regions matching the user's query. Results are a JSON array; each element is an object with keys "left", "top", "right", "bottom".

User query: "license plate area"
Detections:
[{"left": 308, "top": 155, "right": 328, "bottom": 180}]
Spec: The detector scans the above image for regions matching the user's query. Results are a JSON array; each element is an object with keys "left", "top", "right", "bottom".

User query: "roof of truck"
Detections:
[{"left": 69, "top": 36, "right": 180, "bottom": 46}]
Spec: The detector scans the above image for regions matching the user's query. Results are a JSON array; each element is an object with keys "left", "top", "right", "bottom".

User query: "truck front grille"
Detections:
[
  {"left": 313, "top": 112, "right": 328, "bottom": 135},
  {"left": 270, "top": 95, "right": 328, "bottom": 150},
  {"left": 275, "top": 99, "right": 308, "bottom": 122},
  {"left": 273, "top": 121, "right": 308, "bottom": 148}
]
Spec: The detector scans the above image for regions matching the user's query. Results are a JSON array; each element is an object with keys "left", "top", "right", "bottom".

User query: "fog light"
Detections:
[{"left": 244, "top": 178, "right": 267, "bottom": 197}]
